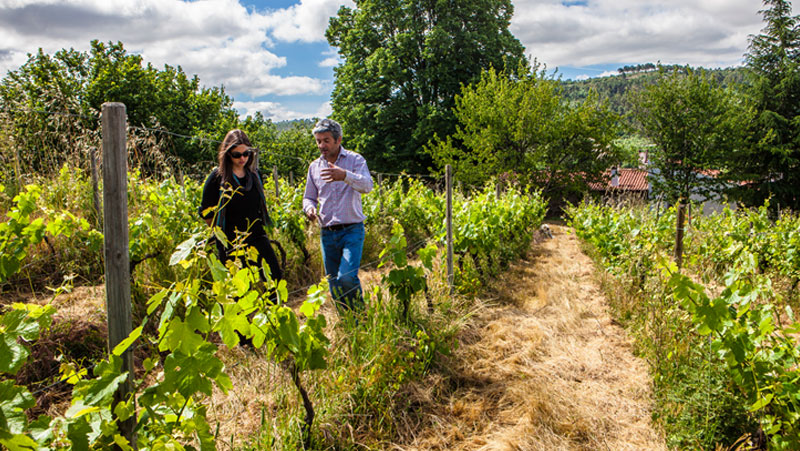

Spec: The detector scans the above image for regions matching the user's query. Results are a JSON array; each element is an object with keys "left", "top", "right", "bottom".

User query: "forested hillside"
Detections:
[{"left": 561, "top": 65, "right": 749, "bottom": 120}]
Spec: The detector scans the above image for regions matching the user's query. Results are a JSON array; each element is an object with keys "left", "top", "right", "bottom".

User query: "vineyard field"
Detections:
[
  {"left": 568, "top": 201, "right": 800, "bottom": 449},
  {"left": 0, "top": 164, "right": 547, "bottom": 449}
]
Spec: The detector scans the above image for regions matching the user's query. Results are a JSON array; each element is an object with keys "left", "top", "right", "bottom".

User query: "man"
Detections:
[{"left": 303, "top": 118, "right": 373, "bottom": 311}]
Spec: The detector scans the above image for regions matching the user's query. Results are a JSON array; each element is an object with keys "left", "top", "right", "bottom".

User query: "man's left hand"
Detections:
[{"left": 321, "top": 163, "right": 347, "bottom": 182}]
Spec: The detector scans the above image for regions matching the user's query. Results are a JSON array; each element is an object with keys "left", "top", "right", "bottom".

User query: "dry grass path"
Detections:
[{"left": 393, "top": 224, "right": 665, "bottom": 450}]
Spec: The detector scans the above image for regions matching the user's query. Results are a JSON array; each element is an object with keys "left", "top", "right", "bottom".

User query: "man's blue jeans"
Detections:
[{"left": 320, "top": 222, "right": 365, "bottom": 311}]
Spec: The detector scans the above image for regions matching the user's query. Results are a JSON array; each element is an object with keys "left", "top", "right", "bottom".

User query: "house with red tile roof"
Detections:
[{"left": 589, "top": 167, "right": 649, "bottom": 200}]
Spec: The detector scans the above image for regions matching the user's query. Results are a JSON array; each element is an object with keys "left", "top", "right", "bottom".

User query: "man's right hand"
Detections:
[{"left": 305, "top": 208, "right": 318, "bottom": 223}]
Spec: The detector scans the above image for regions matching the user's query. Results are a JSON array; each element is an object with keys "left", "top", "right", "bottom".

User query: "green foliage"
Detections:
[
  {"left": 379, "top": 223, "right": 435, "bottom": 320},
  {"left": 427, "top": 64, "right": 622, "bottom": 199},
  {"left": 567, "top": 201, "right": 800, "bottom": 448},
  {"left": 561, "top": 65, "right": 748, "bottom": 122},
  {"left": 362, "top": 175, "right": 547, "bottom": 291},
  {"left": 0, "top": 159, "right": 551, "bottom": 448},
  {"left": 0, "top": 232, "right": 331, "bottom": 449},
  {"left": 262, "top": 121, "right": 317, "bottom": 177},
  {"left": 362, "top": 177, "right": 445, "bottom": 251},
  {"left": 0, "top": 182, "right": 100, "bottom": 285},
  {"left": 326, "top": 0, "right": 527, "bottom": 174},
  {"left": 733, "top": 0, "right": 800, "bottom": 210},
  {"left": 633, "top": 68, "right": 750, "bottom": 204},
  {"left": 0, "top": 40, "right": 238, "bottom": 173},
  {"left": 613, "top": 135, "right": 651, "bottom": 168},
  {"left": 449, "top": 183, "right": 547, "bottom": 290},
  {"left": 670, "top": 255, "right": 800, "bottom": 449},
  {"left": 0, "top": 303, "right": 55, "bottom": 450},
  {"left": 0, "top": 184, "right": 46, "bottom": 282}
]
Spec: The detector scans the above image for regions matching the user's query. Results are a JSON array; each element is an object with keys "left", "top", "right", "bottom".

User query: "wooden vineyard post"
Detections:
[
  {"left": 376, "top": 173, "right": 383, "bottom": 211},
  {"left": 90, "top": 146, "right": 101, "bottom": 229},
  {"left": 273, "top": 165, "right": 280, "bottom": 198},
  {"left": 101, "top": 103, "right": 136, "bottom": 448},
  {"left": 446, "top": 165, "right": 454, "bottom": 294},
  {"left": 674, "top": 201, "right": 686, "bottom": 270}
]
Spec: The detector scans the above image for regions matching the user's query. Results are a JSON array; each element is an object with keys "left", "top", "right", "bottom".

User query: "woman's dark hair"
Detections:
[{"left": 217, "top": 129, "right": 255, "bottom": 184}]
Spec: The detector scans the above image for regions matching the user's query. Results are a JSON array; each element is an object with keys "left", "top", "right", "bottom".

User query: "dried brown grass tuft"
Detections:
[{"left": 393, "top": 224, "right": 665, "bottom": 451}]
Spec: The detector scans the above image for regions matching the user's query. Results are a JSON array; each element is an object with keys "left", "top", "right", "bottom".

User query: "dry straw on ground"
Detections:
[
  {"left": 391, "top": 224, "right": 665, "bottom": 451},
  {"left": 10, "top": 224, "right": 665, "bottom": 449}
]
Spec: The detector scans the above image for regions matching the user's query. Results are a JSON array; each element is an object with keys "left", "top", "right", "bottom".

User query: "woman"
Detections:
[{"left": 199, "top": 129, "right": 283, "bottom": 284}]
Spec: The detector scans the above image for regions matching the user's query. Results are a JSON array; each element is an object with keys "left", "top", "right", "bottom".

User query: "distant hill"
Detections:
[
  {"left": 274, "top": 118, "right": 316, "bottom": 132},
  {"left": 560, "top": 65, "right": 749, "bottom": 122}
]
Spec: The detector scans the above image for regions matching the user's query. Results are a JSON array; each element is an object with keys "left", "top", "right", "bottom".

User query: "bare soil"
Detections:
[{"left": 391, "top": 224, "right": 665, "bottom": 450}]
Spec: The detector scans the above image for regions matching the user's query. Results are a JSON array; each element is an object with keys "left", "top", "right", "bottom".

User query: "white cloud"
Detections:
[
  {"left": 235, "top": 100, "right": 304, "bottom": 122},
  {"left": 0, "top": 0, "right": 333, "bottom": 97},
  {"left": 264, "top": 0, "right": 354, "bottom": 43},
  {"left": 318, "top": 48, "right": 341, "bottom": 67},
  {"left": 510, "top": 0, "right": 790, "bottom": 69},
  {"left": 319, "top": 56, "right": 339, "bottom": 67},
  {"left": 1, "top": 0, "right": 796, "bottom": 121},
  {"left": 234, "top": 99, "right": 329, "bottom": 122},
  {"left": 314, "top": 101, "right": 332, "bottom": 119}
]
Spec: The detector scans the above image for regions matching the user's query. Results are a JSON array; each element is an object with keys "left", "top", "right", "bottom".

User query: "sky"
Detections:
[{"left": 0, "top": 0, "right": 794, "bottom": 122}]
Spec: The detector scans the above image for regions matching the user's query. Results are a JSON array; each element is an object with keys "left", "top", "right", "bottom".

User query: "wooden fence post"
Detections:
[
  {"left": 674, "top": 201, "right": 686, "bottom": 270},
  {"left": 446, "top": 165, "right": 454, "bottom": 294},
  {"left": 273, "top": 165, "right": 280, "bottom": 198},
  {"left": 101, "top": 102, "right": 136, "bottom": 447},
  {"left": 376, "top": 173, "right": 383, "bottom": 211},
  {"left": 289, "top": 171, "right": 295, "bottom": 186},
  {"left": 90, "top": 147, "right": 101, "bottom": 229}
]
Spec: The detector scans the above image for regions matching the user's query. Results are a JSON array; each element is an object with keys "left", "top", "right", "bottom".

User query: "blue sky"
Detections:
[{"left": 0, "top": 0, "right": 792, "bottom": 121}]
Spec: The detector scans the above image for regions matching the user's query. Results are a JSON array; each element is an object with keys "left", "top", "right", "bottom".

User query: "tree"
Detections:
[
  {"left": 427, "top": 64, "right": 621, "bottom": 200},
  {"left": 633, "top": 68, "right": 749, "bottom": 266},
  {"left": 0, "top": 41, "right": 238, "bottom": 175},
  {"left": 634, "top": 69, "right": 747, "bottom": 203},
  {"left": 85, "top": 41, "right": 237, "bottom": 166},
  {"left": 326, "top": 0, "right": 527, "bottom": 174},
  {"left": 253, "top": 118, "right": 318, "bottom": 179},
  {"left": 733, "top": 0, "right": 800, "bottom": 209}
]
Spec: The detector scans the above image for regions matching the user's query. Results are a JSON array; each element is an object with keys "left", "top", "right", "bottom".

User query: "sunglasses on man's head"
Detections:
[{"left": 230, "top": 150, "right": 253, "bottom": 159}]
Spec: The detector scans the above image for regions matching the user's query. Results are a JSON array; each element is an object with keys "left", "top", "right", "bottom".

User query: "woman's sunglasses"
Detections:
[{"left": 230, "top": 150, "right": 253, "bottom": 159}]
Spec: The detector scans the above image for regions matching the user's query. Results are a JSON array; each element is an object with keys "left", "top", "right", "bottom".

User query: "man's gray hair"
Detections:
[{"left": 312, "top": 118, "right": 343, "bottom": 141}]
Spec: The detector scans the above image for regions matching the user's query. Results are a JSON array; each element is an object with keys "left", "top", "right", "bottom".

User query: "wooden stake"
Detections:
[
  {"left": 101, "top": 102, "right": 136, "bottom": 448},
  {"left": 446, "top": 165, "right": 454, "bottom": 294},
  {"left": 273, "top": 165, "right": 280, "bottom": 198},
  {"left": 674, "top": 201, "right": 686, "bottom": 270}
]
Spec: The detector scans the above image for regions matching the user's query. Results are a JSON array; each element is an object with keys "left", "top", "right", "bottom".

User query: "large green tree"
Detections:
[
  {"left": 634, "top": 68, "right": 749, "bottom": 266},
  {"left": 427, "top": 64, "right": 622, "bottom": 200},
  {"left": 0, "top": 41, "right": 239, "bottom": 173},
  {"left": 734, "top": 0, "right": 800, "bottom": 209},
  {"left": 633, "top": 68, "right": 748, "bottom": 204},
  {"left": 326, "top": 0, "right": 527, "bottom": 174}
]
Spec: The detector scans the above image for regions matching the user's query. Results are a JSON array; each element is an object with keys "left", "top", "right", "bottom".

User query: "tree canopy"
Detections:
[
  {"left": 326, "top": 0, "right": 527, "bottom": 174},
  {"left": 0, "top": 41, "right": 320, "bottom": 179},
  {"left": 733, "top": 0, "right": 800, "bottom": 209},
  {"left": 0, "top": 41, "right": 241, "bottom": 170},
  {"left": 427, "top": 64, "right": 622, "bottom": 200},
  {"left": 633, "top": 68, "right": 749, "bottom": 204}
]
